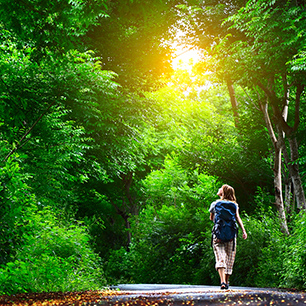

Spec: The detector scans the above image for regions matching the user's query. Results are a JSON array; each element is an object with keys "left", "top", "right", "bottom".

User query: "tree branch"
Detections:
[
  {"left": 259, "top": 98, "right": 277, "bottom": 147},
  {"left": 3, "top": 100, "right": 56, "bottom": 163},
  {"left": 256, "top": 80, "right": 292, "bottom": 135}
]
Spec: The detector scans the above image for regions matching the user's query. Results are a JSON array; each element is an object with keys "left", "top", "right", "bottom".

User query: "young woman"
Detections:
[{"left": 209, "top": 184, "right": 247, "bottom": 290}]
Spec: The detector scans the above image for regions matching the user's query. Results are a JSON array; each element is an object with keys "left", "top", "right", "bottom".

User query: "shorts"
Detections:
[{"left": 212, "top": 238, "right": 236, "bottom": 275}]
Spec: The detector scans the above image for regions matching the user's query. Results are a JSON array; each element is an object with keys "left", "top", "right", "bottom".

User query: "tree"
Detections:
[
  {"left": 178, "top": 0, "right": 306, "bottom": 233},
  {"left": 87, "top": 0, "right": 180, "bottom": 91},
  {"left": 0, "top": 0, "right": 115, "bottom": 164},
  {"left": 0, "top": 0, "right": 132, "bottom": 254},
  {"left": 222, "top": 0, "right": 306, "bottom": 226},
  {"left": 0, "top": 0, "right": 108, "bottom": 53}
]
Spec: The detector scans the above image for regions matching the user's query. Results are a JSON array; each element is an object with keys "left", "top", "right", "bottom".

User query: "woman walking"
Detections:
[{"left": 209, "top": 184, "right": 247, "bottom": 290}]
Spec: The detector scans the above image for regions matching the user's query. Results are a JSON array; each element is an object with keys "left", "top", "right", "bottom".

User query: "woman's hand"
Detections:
[{"left": 242, "top": 230, "right": 247, "bottom": 240}]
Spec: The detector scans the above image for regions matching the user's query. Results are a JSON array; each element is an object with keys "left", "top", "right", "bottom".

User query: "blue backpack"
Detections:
[{"left": 211, "top": 200, "right": 238, "bottom": 249}]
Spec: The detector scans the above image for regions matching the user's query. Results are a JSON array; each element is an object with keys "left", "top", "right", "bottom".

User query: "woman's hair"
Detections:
[{"left": 221, "top": 184, "right": 236, "bottom": 202}]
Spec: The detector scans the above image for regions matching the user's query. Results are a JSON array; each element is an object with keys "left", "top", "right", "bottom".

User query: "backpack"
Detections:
[{"left": 211, "top": 200, "right": 238, "bottom": 249}]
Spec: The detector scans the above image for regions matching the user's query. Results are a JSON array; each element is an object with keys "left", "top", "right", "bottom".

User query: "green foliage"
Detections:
[
  {"left": 0, "top": 0, "right": 109, "bottom": 52},
  {"left": 104, "top": 247, "right": 136, "bottom": 285},
  {"left": 106, "top": 204, "right": 212, "bottom": 284},
  {"left": 88, "top": 0, "right": 176, "bottom": 91},
  {"left": 234, "top": 211, "right": 277, "bottom": 287},
  {"left": 241, "top": 208, "right": 306, "bottom": 290},
  {"left": 105, "top": 163, "right": 219, "bottom": 284},
  {"left": 1, "top": 0, "right": 306, "bottom": 294},
  {"left": 0, "top": 156, "right": 34, "bottom": 265},
  {"left": 0, "top": 29, "right": 119, "bottom": 161},
  {"left": 222, "top": 0, "right": 306, "bottom": 84},
  {"left": 142, "top": 154, "right": 219, "bottom": 210},
  {"left": 23, "top": 108, "right": 91, "bottom": 205},
  {"left": 253, "top": 232, "right": 285, "bottom": 288},
  {"left": 0, "top": 157, "right": 105, "bottom": 295},
  {"left": 281, "top": 212, "right": 306, "bottom": 289},
  {"left": 0, "top": 206, "right": 105, "bottom": 295}
]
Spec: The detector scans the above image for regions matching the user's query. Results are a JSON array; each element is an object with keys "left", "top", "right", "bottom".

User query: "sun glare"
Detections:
[{"left": 172, "top": 47, "right": 201, "bottom": 71}]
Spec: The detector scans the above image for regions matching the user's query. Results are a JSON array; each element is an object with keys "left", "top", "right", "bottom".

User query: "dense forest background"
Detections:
[{"left": 1, "top": 0, "right": 306, "bottom": 295}]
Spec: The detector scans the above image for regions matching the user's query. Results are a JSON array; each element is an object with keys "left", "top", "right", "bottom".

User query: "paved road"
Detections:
[
  {"left": 101, "top": 284, "right": 306, "bottom": 305},
  {"left": 1, "top": 285, "right": 304, "bottom": 306},
  {"left": 110, "top": 283, "right": 269, "bottom": 291}
]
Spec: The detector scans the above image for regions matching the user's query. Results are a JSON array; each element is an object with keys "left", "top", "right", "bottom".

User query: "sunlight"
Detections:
[{"left": 172, "top": 47, "right": 201, "bottom": 71}]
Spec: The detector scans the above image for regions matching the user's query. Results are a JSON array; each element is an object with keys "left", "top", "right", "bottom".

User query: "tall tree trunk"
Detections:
[
  {"left": 111, "top": 200, "right": 132, "bottom": 249},
  {"left": 109, "top": 172, "right": 138, "bottom": 249},
  {"left": 259, "top": 101, "right": 289, "bottom": 235},
  {"left": 257, "top": 80, "right": 306, "bottom": 213},
  {"left": 284, "top": 178, "right": 293, "bottom": 214},
  {"left": 282, "top": 83, "right": 305, "bottom": 210},
  {"left": 226, "top": 79, "right": 239, "bottom": 128},
  {"left": 124, "top": 215, "right": 132, "bottom": 249},
  {"left": 274, "top": 134, "right": 289, "bottom": 235},
  {"left": 279, "top": 133, "right": 305, "bottom": 211},
  {"left": 279, "top": 135, "right": 293, "bottom": 212},
  {"left": 288, "top": 137, "right": 306, "bottom": 209}
]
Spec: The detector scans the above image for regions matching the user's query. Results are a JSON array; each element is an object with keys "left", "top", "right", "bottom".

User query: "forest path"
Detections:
[{"left": 106, "top": 284, "right": 306, "bottom": 305}]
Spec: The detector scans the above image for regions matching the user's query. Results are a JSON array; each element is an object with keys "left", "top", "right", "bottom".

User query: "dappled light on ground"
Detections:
[{"left": 1, "top": 288, "right": 306, "bottom": 306}]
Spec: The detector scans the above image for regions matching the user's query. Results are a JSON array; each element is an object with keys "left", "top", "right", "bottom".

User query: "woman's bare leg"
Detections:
[
  {"left": 225, "top": 274, "right": 230, "bottom": 286},
  {"left": 218, "top": 268, "right": 226, "bottom": 284}
]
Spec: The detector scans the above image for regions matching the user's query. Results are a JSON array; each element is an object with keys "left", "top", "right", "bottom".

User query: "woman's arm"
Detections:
[
  {"left": 236, "top": 208, "right": 247, "bottom": 239},
  {"left": 210, "top": 212, "right": 214, "bottom": 221}
]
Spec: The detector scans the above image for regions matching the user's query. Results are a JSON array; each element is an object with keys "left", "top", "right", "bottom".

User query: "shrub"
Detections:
[
  {"left": 249, "top": 209, "right": 286, "bottom": 288},
  {"left": 281, "top": 212, "right": 306, "bottom": 290},
  {"left": 0, "top": 207, "right": 106, "bottom": 295},
  {"left": 105, "top": 204, "right": 213, "bottom": 285},
  {"left": 0, "top": 157, "right": 34, "bottom": 265},
  {"left": 0, "top": 158, "right": 105, "bottom": 295},
  {"left": 233, "top": 211, "right": 277, "bottom": 287},
  {"left": 232, "top": 188, "right": 283, "bottom": 288},
  {"left": 104, "top": 247, "right": 136, "bottom": 285}
]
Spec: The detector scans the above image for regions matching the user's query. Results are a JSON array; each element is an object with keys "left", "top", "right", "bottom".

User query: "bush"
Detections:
[
  {"left": 233, "top": 205, "right": 306, "bottom": 290},
  {"left": 0, "top": 206, "right": 106, "bottom": 295},
  {"left": 281, "top": 212, "right": 306, "bottom": 290},
  {"left": 0, "top": 158, "right": 106, "bottom": 295},
  {"left": 105, "top": 247, "right": 136, "bottom": 285},
  {"left": 141, "top": 155, "right": 219, "bottom": 212},
  {"left": 233, "top": 211, "right": 277, "bottom": 287},
  {"left": 233, "top": 188, "right": 283, "bottom": 287},
  {"left": 105, "top": 204, "right": 213, "bottom": 285},
  {"left": 0, "top": 157, "right": 34, "bottom": 265}
]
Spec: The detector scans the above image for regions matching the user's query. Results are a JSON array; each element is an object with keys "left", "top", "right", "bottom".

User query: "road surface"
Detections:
[
  {"left": 1, "top": 284, "right": 305, "bottom": 305},
  {"left": 104, "top": 284, "right": 306, "bottom": 305}
]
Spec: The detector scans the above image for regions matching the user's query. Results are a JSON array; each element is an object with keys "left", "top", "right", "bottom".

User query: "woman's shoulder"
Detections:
[
  {"left": 224, "top": 199, "right": 239, "bottom": 209},
  {"left": 228, "top": 200, "right": 239, "bottom": 208},
  {"left": 209, "top": 200, "right": 219, "bottom": 212}
]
